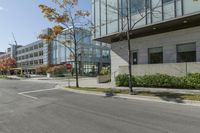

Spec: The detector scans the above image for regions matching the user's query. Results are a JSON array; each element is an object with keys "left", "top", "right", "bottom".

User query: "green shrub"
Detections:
[
  {"left": 135, "top": 74, "right": 182, "bottom": 88},
  {"left": 115, "top": 74, "right": 129, "bottom": 87},
  {"left": 100, "top": 67, "right": 110, "bottom": 75},
  {"left": 115, "top": 73, "right": 200, "bottom": 89},
  {"left": 115, "top": 74, "right": 136, "bottom": 87},
  {"left": 184, "top": 73, "right": 200, "bottom": 89}
]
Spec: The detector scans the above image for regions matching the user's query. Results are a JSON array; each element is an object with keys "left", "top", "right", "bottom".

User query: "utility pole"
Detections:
[{"left": 126, "top": 0, "right": 133, "bottom": 94}]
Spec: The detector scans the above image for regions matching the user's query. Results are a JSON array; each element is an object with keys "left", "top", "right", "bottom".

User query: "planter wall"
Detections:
[{"left": 97, "top": 75, "right": 111, "bottom": 83}]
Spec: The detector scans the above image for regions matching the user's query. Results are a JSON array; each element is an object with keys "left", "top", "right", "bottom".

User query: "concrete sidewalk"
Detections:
[{"left": 25, "top": 77, "right": 200, "bottom": 95}]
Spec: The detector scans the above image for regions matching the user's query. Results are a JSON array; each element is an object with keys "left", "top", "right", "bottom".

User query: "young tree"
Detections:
[
  {"left": 0, "top": 57, "right": 16, "bottom": 74},
  {"left": 38, "top": 0, "right": 91, "bottom": 88},
  {"left": 0, "top": 59, "right": 5, "bottom": 74},
  {"left": 36, "top": 65, "right": 48, "bottom": 75},
  {"left": 98, "top": 0, "right": 162, "bottom": 94}
]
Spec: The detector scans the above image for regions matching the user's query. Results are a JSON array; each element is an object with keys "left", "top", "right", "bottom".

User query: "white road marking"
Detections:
[
  {"left": 19, "top": 93, "right": 38, "bottom": 100},
  {"left": 18, "top": 86, "right": 61, "bottom": 100},
  {"left": 18, "top": 88, "right": 60, "bottom": 94}
]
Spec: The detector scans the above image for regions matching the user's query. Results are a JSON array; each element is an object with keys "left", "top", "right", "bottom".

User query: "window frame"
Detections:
[
  {"left": 148, "top": 47, "right": 163, "bottom": 64},
  {"left": 176, "top": 42, "right": 196, "bottom": 63}
]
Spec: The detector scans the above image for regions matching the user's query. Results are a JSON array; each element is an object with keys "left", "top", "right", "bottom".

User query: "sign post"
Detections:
[{"left": 66, "top": 64, "right": 73, "bottom": 87}]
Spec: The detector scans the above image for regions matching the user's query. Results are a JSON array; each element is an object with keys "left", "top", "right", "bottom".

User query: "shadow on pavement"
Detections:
[
  {"left": 103, "top": 92, "right": 116, "bottom": 98},
  {"left": 154, "top": 92, "right": 185, "bottom": 103}
]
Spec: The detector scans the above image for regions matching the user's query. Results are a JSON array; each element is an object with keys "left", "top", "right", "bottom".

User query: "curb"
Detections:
[{"left": 62, "top": 87, "right": 200, "bottom": 107}]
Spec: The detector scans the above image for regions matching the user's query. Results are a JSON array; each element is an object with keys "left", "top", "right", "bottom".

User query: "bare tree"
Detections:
[{"left": 38, "top": 0, "right": 92, "bottom": 88}]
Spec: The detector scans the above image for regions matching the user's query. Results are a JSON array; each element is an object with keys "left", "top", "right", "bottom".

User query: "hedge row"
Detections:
[{"left": 115, "top": 73, "right": 200, "bottom": 89}]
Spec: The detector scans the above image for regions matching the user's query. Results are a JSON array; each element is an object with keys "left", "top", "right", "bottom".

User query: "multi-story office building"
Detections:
[
  {"left": 52, "top": 28, "right": 110, "bottom": 76},
  {"left": 92, "top": 0, "right": 200, "bottom": 81},
  {"left": 0, "top": 45, "right": 20, "bottom": 60},
  {"left": 16, "top": 40, "right": 45, "bottom": 74},
  {"left": 1, "top": 28, "right": 110, "bottom": 76}
]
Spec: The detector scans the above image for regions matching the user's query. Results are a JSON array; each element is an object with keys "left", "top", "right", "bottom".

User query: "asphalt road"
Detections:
[{"left": 0, "top": 80, "right": 200, "bottom": 133}]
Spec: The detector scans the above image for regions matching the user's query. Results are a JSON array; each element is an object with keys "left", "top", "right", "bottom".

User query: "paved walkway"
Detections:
[{"left": 23, "top": 77, "right": 200, "bottom": 95}]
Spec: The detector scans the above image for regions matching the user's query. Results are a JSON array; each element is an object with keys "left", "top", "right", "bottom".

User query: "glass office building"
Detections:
[
  {"left": 93, "top": 0, "right": 200, "bottom": 39},
  {"left": 51, "top": 29, "right": 111, "bottom": 76},
  {"left": 92, "top": 0, "right": 200, "bottom": 81}
]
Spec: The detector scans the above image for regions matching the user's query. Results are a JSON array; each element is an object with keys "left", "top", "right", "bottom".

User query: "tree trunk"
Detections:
[
  {"left": 74, "top": 44, "right": 79, "bottom": 88},
  {"left": 126, "top": 0, "right": 133, "bottom": 94}
]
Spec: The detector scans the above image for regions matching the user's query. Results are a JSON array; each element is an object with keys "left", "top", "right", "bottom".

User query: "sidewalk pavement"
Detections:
[
  {"left": 62, "top": 87, "right": 200, "bottom": 107},
  {"left": 26, "top": 77, "right": 200, "bottom": 95}
]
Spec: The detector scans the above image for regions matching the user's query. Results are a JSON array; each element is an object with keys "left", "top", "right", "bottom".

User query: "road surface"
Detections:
[{"left": 0, "top": 80, "right": 200, "bottom": 133}]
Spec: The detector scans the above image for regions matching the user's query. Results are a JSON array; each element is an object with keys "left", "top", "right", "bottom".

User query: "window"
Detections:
[
  {"left": 39, "top": 59, "right": 43, "bottom": 64},
  {"left": 34, "top": 45, "right": 38, "bottom": 49},
  {"left": 177, "top": 43, "right": 196, "bottom": 63},
  {"left": 130, "top": 0, "right": 145, "bottom": 14},
  {"left": 39, "top": 43, "right": 43, "bottom": 48},
  {"left": 29, "top": 47, "right": 33, "bottom": 51},
  {"left": 30, "top": 61, "right": 33, "bottom": 65},
  {"left": 34, "top": 52, "right": 38, "bottom": 57},
  {"left": 132, "top": 51, "right": 138, "bottom": 65},
  {"left": 163, "top": 0, "right": 173, "bottom": 4},
  {"left": 148, "top": 47, "right": 163, "bottom": 64},
  {"left": 30, "top": 54, "right": 33, "bottom": 58},
  {"left": 102, "top": 50, "right": 110, "bottom": 59},
  {"left": 146, "top": 0, "right": 151, "bottom": 9},
  {"left": 39, "top": 51, "right": 43, "bottom": 56},
  {"left": 25, "top": 62, "right": 29, "bottom": 66},
  {"left": 121, "top": 0, "right": 145, "bottom": 16},
  {"left": 34, "top": 60, "right": 38, "bottom": 65}
]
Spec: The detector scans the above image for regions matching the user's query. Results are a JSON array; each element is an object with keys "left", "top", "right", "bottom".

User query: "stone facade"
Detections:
[{"left": 111, "top": 26, "right": 200, "bottom": 82}]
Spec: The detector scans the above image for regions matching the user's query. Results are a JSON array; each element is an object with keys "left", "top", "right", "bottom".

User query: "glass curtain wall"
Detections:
[
  {"left": 107, "top": 0, "right": 119, "bottom": 34},
  {"left": 93, "top": 0, "right": 200, "bottom": 39},
  {"left": 183, "top": 0, "right": 200, "bottom": 14},
  {"left": 51, "top": 29, "right": 111, "bottom": 76}
]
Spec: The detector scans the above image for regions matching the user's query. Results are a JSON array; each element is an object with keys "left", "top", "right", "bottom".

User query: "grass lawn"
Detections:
[{"left": 67, "top": 86, "right": 200, "bottom": 101}]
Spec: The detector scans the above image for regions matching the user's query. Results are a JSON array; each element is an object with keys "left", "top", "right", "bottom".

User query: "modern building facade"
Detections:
[
  {"left": 16, "top": 40, "right": 45, "bottom": 74},
  {"left": 0, "top": 45, "right": 20, "bottom": 60},
  {"left": 51, "top": 28, "right": 111, "bottom": 76},
  {"left": 92, "top": 0, "right": 200, "bottom": 81},
  {"left": 1, "top": 28, "right": 110, "bottom": 76}
]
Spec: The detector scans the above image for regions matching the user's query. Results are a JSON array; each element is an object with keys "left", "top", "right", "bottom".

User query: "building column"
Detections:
[
  {"left": 163, "top": 45, "right": 177, "bottom": 63},
  {"left": 196, "top": 41, "right": 200, "bottom": 62}
]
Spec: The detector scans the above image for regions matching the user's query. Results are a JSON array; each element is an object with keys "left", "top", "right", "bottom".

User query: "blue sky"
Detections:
[{"left": 0, "top": 0, "right": 91, "bottom": 52}]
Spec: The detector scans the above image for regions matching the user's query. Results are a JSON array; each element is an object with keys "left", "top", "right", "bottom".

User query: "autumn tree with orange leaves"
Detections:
[
  {"left": 0, "top": 57, "right": 16, "bottom": 75},
  {"left": 38, "top": 0, "right": 92, "bottom": 88}
]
